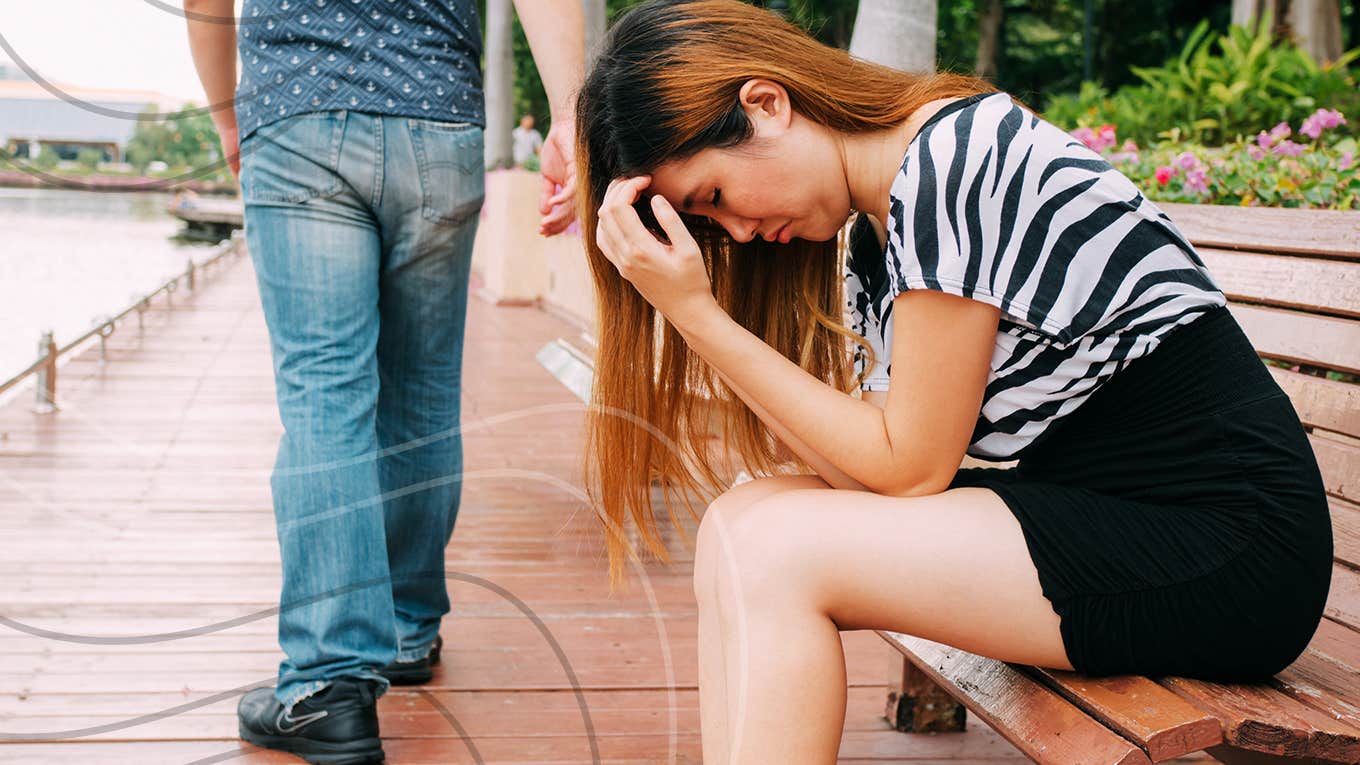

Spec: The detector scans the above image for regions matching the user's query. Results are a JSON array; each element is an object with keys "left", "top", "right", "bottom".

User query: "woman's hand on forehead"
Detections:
[{"left": 595, "top": 175, "right": 718, "bottom": 329}]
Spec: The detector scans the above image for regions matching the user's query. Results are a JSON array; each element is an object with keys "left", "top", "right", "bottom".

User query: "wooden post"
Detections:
[
  {"left": 885, "top": 654, "right": 966, "bottom": 733},
  {"left": 33, "top": 330, "right": 57, "bottom": 414}
]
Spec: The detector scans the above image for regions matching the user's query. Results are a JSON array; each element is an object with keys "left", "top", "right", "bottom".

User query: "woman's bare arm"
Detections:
[{"left": 708, "top": 366, "right": 872, "bottom": 491}]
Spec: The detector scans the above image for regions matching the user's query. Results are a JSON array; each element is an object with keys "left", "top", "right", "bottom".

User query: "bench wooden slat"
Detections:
[
  {"left": 1200, "top": 248, "right": 1360, "bottom": 318},
  {"left": 1311, "top": 435, "right": 1360, "bottom": 504},
  {"left": 877, "top": 632, "right": 1153, "bottom": 765},
  {"left": 1304, "top": 618, "right": 1360, "bottom": 676},
  {"left": 1160, "top": 203, "right": 1360, "bottom": 260},
  {"left": 1231, "top": 304, "right": 1360, "bottom": 375},
  {"left": 1272, "top": 648, "right": 1360, "bottom": 733},
  {"left": 1270, "top": 368, "right": 1360, "bottom": 439},
  {"left": 1157, "top": 675, "right": 1360, "bottom": 762},
  {"left": 1332, "top": 499, "right": 1360, "bottom": 571},
  {"left": 1025, "top": 668, "right": 1222, "bottom": 762},
  {"left": 1325, "top": 563, "right": 1360, "bottom": 630}
]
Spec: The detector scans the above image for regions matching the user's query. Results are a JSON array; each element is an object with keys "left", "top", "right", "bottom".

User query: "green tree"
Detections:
[
  {"left": 33, "top": 146, "right": 60, "bottom": 170},
  {"left": 125, "top": 105, "right": 225, "bottom": 177}
]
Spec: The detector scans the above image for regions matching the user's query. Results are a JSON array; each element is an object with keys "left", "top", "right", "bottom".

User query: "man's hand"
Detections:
[
  {"left": 510, "top": 0, "right": 584, "bottom": 236},
  {"left": 214, "top": 111, "right": 240, "bottom": 178},
  {"left": 538, "top": 120, "right": 577, "bottom": 236}
]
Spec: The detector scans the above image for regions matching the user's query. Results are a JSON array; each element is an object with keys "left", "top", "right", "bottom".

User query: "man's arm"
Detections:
[
  {"left": 508, "top": 0, "right": 585, "bottom": 122},
  {"left": 510, "top": 0, "right": 586, "bottom": 235},
  {"left": 183, "top": 0, "right": 239, "bottom": 176}
]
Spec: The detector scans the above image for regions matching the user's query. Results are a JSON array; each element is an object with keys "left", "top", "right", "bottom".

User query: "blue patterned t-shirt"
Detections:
[{"left": 235, "top": 0, "right": 486, "bottom": 139}]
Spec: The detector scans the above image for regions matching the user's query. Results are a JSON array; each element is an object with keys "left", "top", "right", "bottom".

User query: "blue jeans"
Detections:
[{"left": 239, "top": 111, "right": 484, "bottom": 709}]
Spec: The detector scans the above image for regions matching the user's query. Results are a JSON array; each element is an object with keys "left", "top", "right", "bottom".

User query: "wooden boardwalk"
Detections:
[{"left": 0, "top": 253, "right": 1213, "bottom": 763}]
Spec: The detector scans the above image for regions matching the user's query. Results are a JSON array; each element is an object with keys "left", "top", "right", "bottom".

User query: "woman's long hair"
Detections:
[{"left": 575, "top": 0, "right": 1000, "bottom": 587}]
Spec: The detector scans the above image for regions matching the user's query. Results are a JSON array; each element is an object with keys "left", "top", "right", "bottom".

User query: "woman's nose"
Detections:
[{"left": 719, "top": 214, "right": 760, "bottom": 243}]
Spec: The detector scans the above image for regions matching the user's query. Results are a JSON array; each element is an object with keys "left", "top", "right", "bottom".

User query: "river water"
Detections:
[{"left": 0, "top": 187, "right": 226, "bottom": 384}]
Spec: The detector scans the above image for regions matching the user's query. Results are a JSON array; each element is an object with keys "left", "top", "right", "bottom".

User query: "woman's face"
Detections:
[{"left": 646, "top": 80, "right": 853, "bottom": 245}]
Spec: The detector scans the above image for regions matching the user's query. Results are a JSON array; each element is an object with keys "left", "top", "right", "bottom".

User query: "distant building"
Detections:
[{"left": 0, "top": 60, "right": 183, "bottom": 162}]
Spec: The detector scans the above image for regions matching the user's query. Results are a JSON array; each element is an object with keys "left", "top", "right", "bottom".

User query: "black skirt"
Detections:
[{"left": 951, "top": 305, "right": 1334, "bottom": 682}]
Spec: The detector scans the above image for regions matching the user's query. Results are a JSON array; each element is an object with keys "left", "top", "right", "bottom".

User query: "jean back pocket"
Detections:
[
  {"left": 408, "top": 119, "right": 485, "bottom": 225},
  {"left": 242, "top": 111, "right": 347, "bottom": 205}
]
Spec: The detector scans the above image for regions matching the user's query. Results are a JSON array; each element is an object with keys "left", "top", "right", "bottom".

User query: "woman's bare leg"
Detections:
[
  {"left": 693, "top": 475, "right": 833, "bottom": 765},
  {"left": 693, "top": 477, "right": 1073, "bottom": 765}
]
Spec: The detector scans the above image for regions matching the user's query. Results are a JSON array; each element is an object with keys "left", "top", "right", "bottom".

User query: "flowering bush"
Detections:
[{"left": 1070, "top": 109, "right": 1359, "bottom": 209}]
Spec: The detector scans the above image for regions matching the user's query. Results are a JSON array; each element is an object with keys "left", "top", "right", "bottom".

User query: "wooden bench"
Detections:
[
  {"left": 881, "top": 202, "right": 1360, "bottom": 765},
  {"left": 535, "top": 203, "right": 1360, "bottom": 764}
]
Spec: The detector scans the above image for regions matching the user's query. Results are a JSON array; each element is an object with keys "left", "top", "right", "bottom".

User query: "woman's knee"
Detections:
[{"left": 693, "top": 483, "right": 822, "bottom": 611}]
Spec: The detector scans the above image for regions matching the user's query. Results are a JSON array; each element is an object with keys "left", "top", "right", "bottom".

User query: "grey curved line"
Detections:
[
  {"left": 0, "top": 451, "right": 680, "bottom": 757},
  {"left": 0, "top": 22, "right": 349, "bottom": 125},
  {"left": 0, "top": 571, "right": 600, "bottom": 761},
  {"left": 0, "top": 33, "right": 224, "bottom": 122},
  {"left": 138, "top": 0, "right": 483, "bottom": 48},
  {"left": 415, "top": 688, "right": 486, "bottom": 765},
  {"left": 0, "top": 153, "right": 234, "bottom": 193},
  {"left": 143, "top": 0, "right": 241, "bottom": 25},
  {"left": 272, "top": 402, "right": 698, "bottom": 483},
  {"left": 0, "top": 572, "right": 391, "bottom": 644},
  {"left": 0, "top": 103, "right": 328, "bottom": 192},
  {"left": 0, "top": 677, "right": 273, "bottom": 742},
  {"left": 1, "top": 1, "right": 484, "bottom": 126},
  {"left": 444, "top": 571, "right": 601, "bottom": 764},
  {"left": 0, "top": 470, "right": 677, "bottom": 751}
]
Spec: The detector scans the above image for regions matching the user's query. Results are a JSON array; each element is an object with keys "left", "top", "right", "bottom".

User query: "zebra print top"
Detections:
[{"left": 844, "top": 91, "right": 1226, "bottom": 460}]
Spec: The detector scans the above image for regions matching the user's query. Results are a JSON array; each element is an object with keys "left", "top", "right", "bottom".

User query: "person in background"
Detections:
[
  {"left": 513, "top": 113, "right": 545, "bottom": 168},
  {"left": 184, "top": 0, "right": 582, "bottom": 762}
]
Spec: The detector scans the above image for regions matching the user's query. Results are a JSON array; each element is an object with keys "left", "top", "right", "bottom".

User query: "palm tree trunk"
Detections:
[
  {"left": 484, "top": 0, "right": 515, "bottom": 170},
  {"left": 974, "top": 0, "right": 1004, "bottom": 80},
  {"left": 849, "top": 0, "right": 937, "bottom": 74}
]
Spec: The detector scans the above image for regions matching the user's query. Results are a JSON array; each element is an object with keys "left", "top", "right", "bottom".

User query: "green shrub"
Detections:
[
  {"left": 1045, "top": 13, "right": 1360, "bottom": 147},
  {"left": 76, "top": 148, "right": 104, "bottom": 170}
]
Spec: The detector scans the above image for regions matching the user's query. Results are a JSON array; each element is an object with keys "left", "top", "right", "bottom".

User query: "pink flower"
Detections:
[
  {"left": 1184, "top": 167, "right": 1209, "bottom": 194},
  {"left": 1071, "top": 124, "right": 1118, "bottom": 153},
  {"left": 1120, "top": 139, "right": 1139, "bottom": 153},
  {"left": 1247, "top": 144, "right": 1266, "bottom": 160},
  {"left": 1094, "top": 124, "right": 1117, "bottom": 152},
  {"left": 1301, "top": 108, "right": 1346, "bottom": 139},
  {"left": 1175, "top": 151, "right": 1200, "bottom": 170},
  {"left": 1257, "top": 121, "right": 1293, "bottom": 149},
  {"left": 1341, "top": 151, "right": 1355, "bottom": 171},
  {"left": 1273, "top": 140, "right": 1306, "bottom": 157},
  {"left": 1155, "top": 165, "right": 1176, "bottom": 185}
]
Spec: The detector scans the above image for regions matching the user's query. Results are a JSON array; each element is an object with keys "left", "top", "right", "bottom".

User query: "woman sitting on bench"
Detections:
[{"left": 573, "top": 1, "right": 1334, "bottom": 763}]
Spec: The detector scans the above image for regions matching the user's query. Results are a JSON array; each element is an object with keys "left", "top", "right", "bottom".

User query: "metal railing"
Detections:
[{"left": 0, "top": 231, "right": 247, "bottom": 413}]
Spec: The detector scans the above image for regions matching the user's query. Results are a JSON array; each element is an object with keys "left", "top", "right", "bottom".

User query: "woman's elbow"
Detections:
[{"left": 870, "top": 467, "right": 956, "bottom": 498}]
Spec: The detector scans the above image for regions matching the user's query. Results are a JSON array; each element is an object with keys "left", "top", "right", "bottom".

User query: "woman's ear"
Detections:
[{"left": 738, "top": 78, "right": 792, "bottom": 135}]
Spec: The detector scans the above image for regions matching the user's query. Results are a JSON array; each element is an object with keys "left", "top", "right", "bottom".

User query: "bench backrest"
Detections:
[{"left": 1160, "top": 202, "right": 1360, "bottom": 652}]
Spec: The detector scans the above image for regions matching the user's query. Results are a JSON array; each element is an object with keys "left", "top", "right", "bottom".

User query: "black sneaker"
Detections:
[
  {"left": 378, "top": 634, "right": 442, "bottom": 685},
  {"left": 238, "top": 678, "right": 385, "bottom": 765}
]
